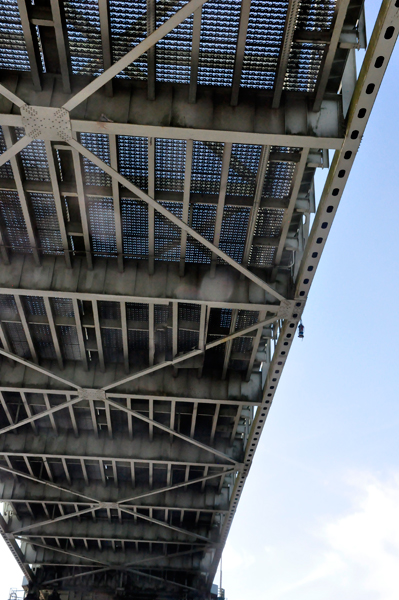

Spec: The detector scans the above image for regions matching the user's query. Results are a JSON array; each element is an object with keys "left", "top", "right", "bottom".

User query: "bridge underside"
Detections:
[{"left": 0, "top": 0, "right": 398, "bottom": 598}]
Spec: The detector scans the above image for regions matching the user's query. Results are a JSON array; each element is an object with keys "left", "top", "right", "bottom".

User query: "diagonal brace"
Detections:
[{"left": 68, "top": 137, "right": 285, "bottom": 301}]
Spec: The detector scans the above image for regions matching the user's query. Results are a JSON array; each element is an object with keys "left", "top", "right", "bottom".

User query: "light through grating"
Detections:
[
  {"left": 5, "top": 322, "right": 29, "bottom": 358},
  {"left": 263, "top": 161, "right": 296, "bottom": 198},
  {"left": 0, "top": 190, "right": 31, "bottom": 253},
  {"left": 155, "top": 201, "right": 183, "bottom": 262},
  {"left": 15, "top": 128, "right": 50, "bottom": 181},
  {"left": 31, "top": 193, "right": 64, "bottom": 255},
  {"left": 156, "top": 1, "right": 193, "bottom": 84},
  {"left": 80, "top": 133, "right": 111, "bottom": 186},
  {"left": 227, "top": 145, "right": 262, "bottom": 196},
  {"left": 241, "top": 0, "right": 289, "bottom": 89},
  {"left": 109, "top": 0, "right": 147, "bottom": 79},
  {"left": 198, "top": 0, "right": 241, "bottom": 87},
  {"left": 155, "top": 139, "right": 186, "bottom": 192},
  {"left": 255, "top": 207, "right": 285, "bottom": 237},
  {"left": 64, "top": 0, "right": 103, "bottom": 76},
  {"left": 0, "top": 127, "right": 13, "bottom": 178},
  {"left": 0, "top": 0, "right": 30, "bottom": 71},
  {"left": 122, "top": 198, "right": 148, "bottom": 259},
  {"left": 119, "top": 136, "right": 148, "bottom": 190},
  {"left": 87, "top": 197, "right": 117, "bottom": 258},
  {"left": 191, "top": 142, "right": 223, "bottom": 194}
]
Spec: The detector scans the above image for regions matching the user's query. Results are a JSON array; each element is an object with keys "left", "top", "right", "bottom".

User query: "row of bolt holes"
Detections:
[{"left": 225, "top": 22, "right": 397, "bottom": 529}]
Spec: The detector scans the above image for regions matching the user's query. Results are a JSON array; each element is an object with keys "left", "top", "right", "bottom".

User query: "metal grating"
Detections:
[
  {"left": 52, "top": 297, "right": 75, "bottom": 318},
  {"left": 102, "top": 328, "right": 123, "bottom": 363},
  {"left": 109, "top": 0, "right": 147, "bottom": 80},
  {"left": 128, "top": 329, "right": 149, "bottom": 352},
  {"left": 241, "top": 0, "right": 289, "bottom": 89},
  {"left": 59, "top": 325, "right": 81, "bottom": 361},
  {"left": 284, "top": 43, "right": 326, "bottom": 92},
  {"left": 178, "top": 303, "right": 201, "bottom": 322},
  {"left": 30, "top": 193, "right": 64, "bottom": 255},
  {"left": 191, "top": 141, "right": 223, "bottom": 194},
  {"left": 64, "top": 0, "right": 103, "bottom": 76},
  {"left": 227, "top": 144, "right": 262, "bottom": 196},
  {"left": 249, "top": 244, "right": 277, "bottom": 266},
  {"left": 263, "top": 161, "right": 296, "bottom": 198},
  {"left": 155, "top": 138, "right": 186, "bottom": 192},
  {"left": 218, "top": 206, "right": 251, "bottom": 264},
  {"left": 30, "top": 324, "right": 56, "bottom": 360},
  {"left": 22, "top": 296, "right": 46, "bottom": 317},
  {"left": 297, "top": 0, "right": 336, "bottom": 30},
  {"left": 87, "top": 197, "right": 117, "bottom": 258},
  {"left": 98, "top": 301, "right": 120, "bottom": 321},
  {"left": 155, "top": 304, "right": 170, "bottom": 325},
  {"left": 121, "top": 198, "right": 148, "bottom": 259},
  {"left": 118, "top": 136, "right": 148, "bottom": 191},
  {"left": 80, "top": 133, "right": 112, "bottom": 186},
  {"left": 186, "top": 203, "right": 217, "bottom": 264},
  {"left": 15, "top": 128, "right": 50, "bottom": 182},
  {"left": 0, "top": 190, "right": 31, "bottom": 253},
  {"left": 5, "top": 322, "right": 29, "bottom": 357},
  {"left": 154, "top": 201, "right": 183, "bottom": 262},
  {"left": 156, "top": 1, "right": 193, "bottom": 84},
  {"left": 0, "top": 294, "right": 17, "bottom": 320},
  {"left": 0, "top": 127, "right": 13, "bottom": 178},
  {"left": 178, "top": 329, "right": 199, "bottom": 353},
  {"left": 126, "top": 302, "right": 148, "bottom": 322},
  {"left": 0, "top": 0, "right": 30, "bottom": 71},
  {"left": 255, "top": 207, "right": 284, "bottom": 237},
  {"left": 197, "top": 0, "right": 241, "bottom": 87}
]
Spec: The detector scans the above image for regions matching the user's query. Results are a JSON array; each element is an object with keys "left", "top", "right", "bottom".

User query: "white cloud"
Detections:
[{"left": 275, "top": 473, "right": 399, "bottom": 600}]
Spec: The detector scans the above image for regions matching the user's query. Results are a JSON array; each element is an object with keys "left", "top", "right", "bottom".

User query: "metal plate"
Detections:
[{"left": 20, "top": 105, "right": 72, "bottom": 141}]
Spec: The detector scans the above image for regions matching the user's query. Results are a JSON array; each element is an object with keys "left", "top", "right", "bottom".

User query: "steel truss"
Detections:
[{"left": 0, "top": 0, "right": 398, "bottom": 598}]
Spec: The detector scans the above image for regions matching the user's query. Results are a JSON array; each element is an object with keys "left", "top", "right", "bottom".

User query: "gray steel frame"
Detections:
[{"left": 0, "top": 0, "right": 397, "bottom": 597}]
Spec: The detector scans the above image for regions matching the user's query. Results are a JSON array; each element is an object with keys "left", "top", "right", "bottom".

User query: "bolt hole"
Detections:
[
  {"left": 358, "top": 108, "right": 367, "bottom": 118},
  {"left": 374, "top": 56, "right": 384, "bottom": 68},
  {"left": 332, "top": 188, "right": 339, "bottom": 196},
  {"left": 312, "top": 252, "right": 318, "bottom": 258},
  {"left": 366, "top": 83, "right": 375, "bottom": 95},
  {"left": 338, "top": 170, "right": 345, "bottom": 178},
  {"left": 321, "top": 222, "right": 328, "bottom": 229},
  {"left": 327, "top": 206, "right": 333, "bottom": 213},
  {"left": 316, "top": 237, "right": 323, "bottom": 244},
  {"left": 385, "top": 26, "right": 395, "bottom": 40},
  {"left": 351, "top": 130, "right": 359, "bottom": 140},
  {"left": 303, "top": 278, "right": 309, "bottom": 284}
]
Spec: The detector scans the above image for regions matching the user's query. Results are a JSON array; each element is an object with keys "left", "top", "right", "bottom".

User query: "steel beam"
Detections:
[
  {"left": 231, "top": 0, "right": 251, "bottom": 106},
  {"left": 189, "top": 7, "right": 202, "bottom": 103},
  {"left": 44, "top": 140, "right": 72, "bottom": 268},
  {"left": 16, "top": 0, "right": 42, "bottom": 91},
  {"left": 272, "top": 0, "right": 301, "bottom": 109},
  {"left": 313, "top": 0, "right": 351, "bottom": 112},
  {"left": 50, "top": 0, "right": 71, "bottom": 93}
]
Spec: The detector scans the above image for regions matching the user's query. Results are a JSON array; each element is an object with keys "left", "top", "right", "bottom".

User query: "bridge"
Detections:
[{"left": 0, "top": 0, "right": 397, "bottom": 598}]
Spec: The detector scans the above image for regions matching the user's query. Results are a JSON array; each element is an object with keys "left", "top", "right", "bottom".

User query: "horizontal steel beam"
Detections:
[
  {"left": 0, "top": 255, "right": 281, "bottom": 310},
  {"left": 0, "top": 473, "right": 228, "bottom": 512},
  {"left": 0, "top": 75, "right": 344, "bottom": 150},
  {"left": 0, "top": 429, "right": 238, "bottom": 467}
]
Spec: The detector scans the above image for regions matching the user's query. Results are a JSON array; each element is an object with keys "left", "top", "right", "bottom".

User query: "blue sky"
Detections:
[{"left": 1, "top": 1, "right": 399, "bottom": 598}]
